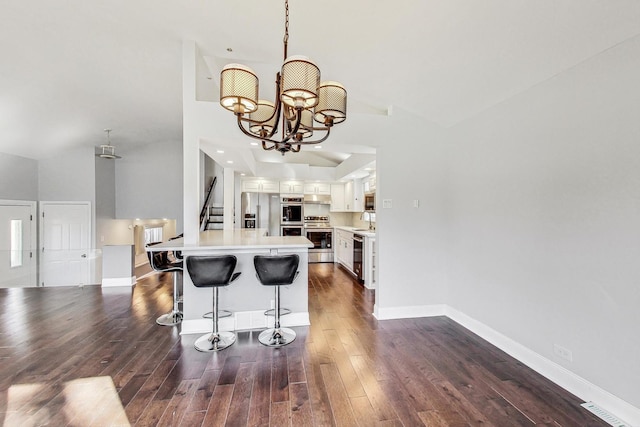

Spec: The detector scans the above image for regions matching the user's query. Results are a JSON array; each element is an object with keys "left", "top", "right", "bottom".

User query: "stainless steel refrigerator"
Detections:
[{"left": 241, "top": 192, "right": 281, "bottom": 236}]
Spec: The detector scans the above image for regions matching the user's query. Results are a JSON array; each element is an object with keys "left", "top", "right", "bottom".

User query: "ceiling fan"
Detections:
[{"left": 96, "top": 129, "right": 121, "bottom": 159}]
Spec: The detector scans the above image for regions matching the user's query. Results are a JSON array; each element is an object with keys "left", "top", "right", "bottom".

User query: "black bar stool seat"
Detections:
[
  {"left": 254, "top": 254, "right": 299, "bottom": 347},
  {"left": 147, "top": 243, "right": 183, "bottom": 326},
  {"left": 187, "top": 255, "right": 241, "bottom": 352}
]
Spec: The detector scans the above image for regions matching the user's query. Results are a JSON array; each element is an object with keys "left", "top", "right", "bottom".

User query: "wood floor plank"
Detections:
[
  {"left": 320, "top": 363, "right": 358, "bottom": 426},
  {"left": 269, "top": 401, "right": 291, "bottom": 427},
  {"left": 201, "top": 384, "right": 234, "bottom": 427},
  {"left": 247, "top": 361, "right": 271, "bottom": 427},
  {"left": 289, "top": 382, "right": 314, "bottom": 426},
  {"left": 225, "top": 362, "right": 255, "bottom": 427}
]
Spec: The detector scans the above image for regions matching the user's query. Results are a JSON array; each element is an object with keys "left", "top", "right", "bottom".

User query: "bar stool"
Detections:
[
  {"left": 186, "top": 255, "right": 241, "bottom": 352},
  {"left": 146, "top": 243, "right": 183, "bottom": 326},
  {"left": 254, "top": 254, "right": 299, "bottom": 347}
]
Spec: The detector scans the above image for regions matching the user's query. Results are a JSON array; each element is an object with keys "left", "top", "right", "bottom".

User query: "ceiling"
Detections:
[{"left": 2, "top": 1, "right": 640, "bottom": 170}]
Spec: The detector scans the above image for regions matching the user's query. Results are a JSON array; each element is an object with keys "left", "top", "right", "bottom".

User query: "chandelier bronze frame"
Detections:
[{"left": 219, "top": 0, "right": 347, "bottom": 155}]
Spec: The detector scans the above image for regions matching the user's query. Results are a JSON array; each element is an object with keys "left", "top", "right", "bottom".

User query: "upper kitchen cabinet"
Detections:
[
  {"left": 304, "top": 182, "right": 331, "bottom": 195},
  {"left": 331, "top": 179, "right": 364, "bottom": 212},
  {"left": 363, "top": 173, "right": 376, "bottom": 193},
  {"left": 241, "top": 178, "right": 279, "bottom": 193},
  {"left": 330, "top": 184, "right": 345, "bottom": 211},
  {"left": 280, "top": 180, "right": 304, "bottom": 195}
]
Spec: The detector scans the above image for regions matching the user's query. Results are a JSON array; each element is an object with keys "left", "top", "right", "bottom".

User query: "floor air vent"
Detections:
[{"left": 580, "top": 402, "right": 629, "bottom": 427}]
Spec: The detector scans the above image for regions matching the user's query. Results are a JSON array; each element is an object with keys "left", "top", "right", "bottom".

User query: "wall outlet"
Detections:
[
  {"left": 382, "top": 199, "right": 392, "bottom": 209},
  {"left": 554, "top": 344, "right": 573, "bottom": 362}
]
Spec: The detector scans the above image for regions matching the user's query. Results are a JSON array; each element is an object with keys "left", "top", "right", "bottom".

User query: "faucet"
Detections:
[{"left": 360, "top": 212, "right": 376, "bottom": 231}]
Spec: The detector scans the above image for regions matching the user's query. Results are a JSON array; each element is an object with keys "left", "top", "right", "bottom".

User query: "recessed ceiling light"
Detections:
[
  {"left": 227, "top": 160, "right": 233, "bottom": 164},
  {"left": 250, "top": 142, "right": 258, "bottom": 146},
  {"left": 240, "top": 173, "right": 246, "bottom": 176},
  {"left": 217, "top": 150, "right": 224, "bottom": 153},
  {"left": 315, "top": 145, "right": 322, "bottom": 149}
]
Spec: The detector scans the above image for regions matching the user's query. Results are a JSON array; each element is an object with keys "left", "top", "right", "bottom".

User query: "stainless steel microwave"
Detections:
[{"left": 364, "top": 192, "right": 375, "bottom": 212}]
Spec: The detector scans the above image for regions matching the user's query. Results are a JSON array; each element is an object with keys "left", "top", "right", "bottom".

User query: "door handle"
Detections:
[{"left": 81, "top": 254, "right": 87, "bottom": 258}]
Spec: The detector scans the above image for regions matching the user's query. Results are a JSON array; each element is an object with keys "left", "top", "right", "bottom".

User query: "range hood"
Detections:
[{"left": 304, "top": 194, "right": 331, "bottom": 204}]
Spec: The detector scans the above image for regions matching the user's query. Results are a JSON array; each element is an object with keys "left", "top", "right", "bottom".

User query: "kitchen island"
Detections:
[{"left": 147, "top": 229, "right": 313, "bottom": 335}]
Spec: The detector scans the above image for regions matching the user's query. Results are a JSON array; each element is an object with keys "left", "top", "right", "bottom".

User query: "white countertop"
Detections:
[
  {"left": 147, "top": 229, "right": 313, "bottom": 251},
  {"left": 333, "top": 225, "right": 376, "bottom": 238}
]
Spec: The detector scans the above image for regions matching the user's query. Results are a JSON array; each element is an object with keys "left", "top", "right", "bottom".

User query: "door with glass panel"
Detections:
[{"left": 0, "top": 200, "right": 37, "bottom": 287}]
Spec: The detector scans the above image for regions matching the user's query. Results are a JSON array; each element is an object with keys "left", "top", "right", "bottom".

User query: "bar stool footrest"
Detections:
[
  {"left": 264, "top": 307, "right": 291, "bottom": 317},
  {"left": 203, "top": 310, "right": 232, "bottom": 319}
]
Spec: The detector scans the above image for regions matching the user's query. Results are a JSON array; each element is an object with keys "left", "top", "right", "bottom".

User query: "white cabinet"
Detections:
[
  {"left": 331, "top": 179, "right": 363, "bottom": 212},
  {"left": 242, "top": 179, "right": 279, "bottom": 193},
  {"left": 335, "top": 228, "right": 354, "bottom": 272},
  {"left": 363, "top": 236, "right": 376, "bottom": 289},
  {"left": 363, "top": 173, "right": 376, "bottom": 193},
  {"left": 330, "top": 184, "right": 345, "bottom": 211},
  {"left": 280, "top": 180, "right": 304, "bottom": 194},
  {"left": 304, "top": 182, "right": 331, "bottom": 195}
]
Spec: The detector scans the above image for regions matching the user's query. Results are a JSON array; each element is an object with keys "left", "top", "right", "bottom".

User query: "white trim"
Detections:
[
  {"left": 372, "top": 302, "right": 640, "bottom": 426},
  {"left": 373, "top": 303, "right": 446, "bottom": 320},
  {"left": 180, "top": 310, "right": 310, "bottom": 335},
  {"left": 101, "top": 276, "right": 136, "bottom": 287}
]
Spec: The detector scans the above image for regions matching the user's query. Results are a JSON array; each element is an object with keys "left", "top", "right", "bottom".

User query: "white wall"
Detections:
[
  {"left": 38, "top": 146, "right": 97, "bottom": 249},
  {"left": 446, "top": 35, "right": 640, "bottom": 410},
  {"left": 0, "top": 152, "right": 38, "bottom": 200},
  {"left": 376, "top": 109, "right": 450, "bottom": 314},
  {"left": 115, "top": 140, "right": 183, "bottom": 231},
  {"left": 95, "top": 156, "right": 116, "bottom": 251}
]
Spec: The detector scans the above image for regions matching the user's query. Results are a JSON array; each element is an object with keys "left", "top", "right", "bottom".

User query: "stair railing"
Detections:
[{"left": 199, "top": 177, "right": 217, "bottom": 231}]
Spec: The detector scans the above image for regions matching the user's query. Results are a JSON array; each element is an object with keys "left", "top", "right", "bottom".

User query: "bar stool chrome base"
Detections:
[
  {"left": 195, "top": 331, "right": 236, "bottom": 352},
  {"left": 258, "top": 327, "right": 296, "bottom": 347},
  {"left": 156, "top": 311, "right": 182, "bottom": 326}
]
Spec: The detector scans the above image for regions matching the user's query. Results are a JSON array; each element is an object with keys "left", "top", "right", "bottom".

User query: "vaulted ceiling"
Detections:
[{"left": 2, "top": 1, "right": 640, "bottom": 167}]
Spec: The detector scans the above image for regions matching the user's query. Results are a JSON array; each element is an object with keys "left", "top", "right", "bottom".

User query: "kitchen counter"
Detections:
[
  {"left": 147, "top": 228, "right": 313, "bottom": 335},
  {"left": 333, "top": 225, "right": 376, "bottom": 238},
  {"left": 149, "top": 228, "right": 313, "bottom": 251}
]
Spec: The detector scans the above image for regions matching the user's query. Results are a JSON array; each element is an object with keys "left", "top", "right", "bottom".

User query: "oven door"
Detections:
[
  {"left": 306, "top": 229, "right": 334, "bottom": 263},
  {"left": 281, "top": 204, "right": 303, "bottom": 224},
  {"left": 281, "top": 226, "right": 303, "bottom": 237},
  {"left": 305, "top": 229, "right": 333, "bottom": 251}
]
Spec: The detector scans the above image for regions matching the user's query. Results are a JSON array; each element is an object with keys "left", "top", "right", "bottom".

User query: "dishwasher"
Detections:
[{"left": 353, "top": 235, "right": 364, "bottom": 283}]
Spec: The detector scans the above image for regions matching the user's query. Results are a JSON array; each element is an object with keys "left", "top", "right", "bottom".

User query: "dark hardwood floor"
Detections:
[{"left": 0, "top": 263, "right": 607, "bottom": 426}]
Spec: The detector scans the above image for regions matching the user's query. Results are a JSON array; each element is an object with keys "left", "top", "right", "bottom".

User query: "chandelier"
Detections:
[{"left": 219, "top": 0, "right": 347, "bottom": 155}]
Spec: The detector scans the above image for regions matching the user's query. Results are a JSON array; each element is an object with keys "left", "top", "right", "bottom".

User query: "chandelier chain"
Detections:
[{"left": 283, "top": 0, "right": 289, "bottom": 59}]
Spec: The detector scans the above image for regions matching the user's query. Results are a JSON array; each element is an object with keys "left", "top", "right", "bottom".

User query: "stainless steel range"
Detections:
[{"left": 304, "top": 216, "right": 334, "bottom": 263}]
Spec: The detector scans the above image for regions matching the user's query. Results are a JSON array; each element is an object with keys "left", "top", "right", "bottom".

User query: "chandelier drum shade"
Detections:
[{"left": 219, "top": 0, "right": 347, "bottom": 155}]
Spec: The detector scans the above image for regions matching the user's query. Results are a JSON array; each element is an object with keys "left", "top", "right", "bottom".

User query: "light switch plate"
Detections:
[{"left": 383, "top": 199, "right": 392, "bottom": 209}]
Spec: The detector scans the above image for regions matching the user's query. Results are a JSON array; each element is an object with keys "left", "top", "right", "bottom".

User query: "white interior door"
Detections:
[
  {"left": 0, "top": 200, "right": 37, "bottom": 287},
  {"left": 40, "top": 202, "right": 91, "bottom": 287}
]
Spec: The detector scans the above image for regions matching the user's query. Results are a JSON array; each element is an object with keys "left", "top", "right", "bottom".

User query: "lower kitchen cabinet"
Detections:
[
  {"left": 335, "top": 229, "right": 354, "bottom": 271},
  {"left": 363, "top": 236, "right": 376, "bottom": 289}
]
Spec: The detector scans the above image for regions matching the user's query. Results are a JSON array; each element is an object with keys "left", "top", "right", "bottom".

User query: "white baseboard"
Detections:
[
  {"left": 373, "top": 303, "right": 446, "bottom": 320},
  {"left": 181, "top": 310, "right": 310, "bottom": 335},
  {"left": 101, "top": 276, "right": 136, "bottom": 287},
  {"left": 372, "top": 302, "right": 639, "bottom": 426}
]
